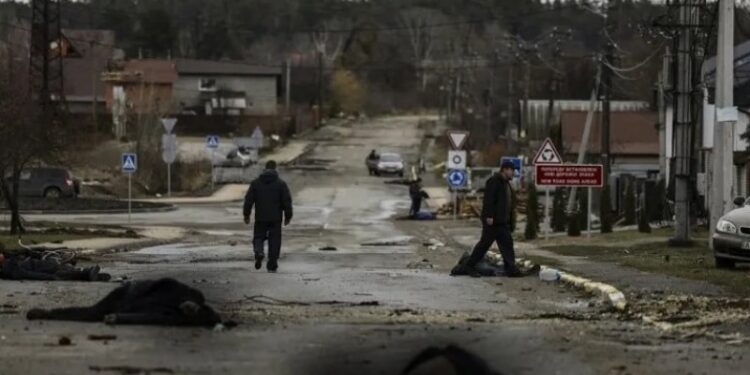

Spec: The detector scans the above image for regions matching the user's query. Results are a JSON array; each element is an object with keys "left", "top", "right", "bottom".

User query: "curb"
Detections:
[
  {"left": 15, "top": 205, "right": 178, "bottom": 216},
  {"left": 486, "top": 252, "right": 628, "bottom": 311}
]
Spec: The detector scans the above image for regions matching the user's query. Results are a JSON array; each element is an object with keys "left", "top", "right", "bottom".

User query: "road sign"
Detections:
[
  {"left": 500, "top": 156, "right": 523, "bottom": 180},
  {"left": 535, "top": 164, "right": 603, "bottom": 187},
  {"left": 161, "top": 134, "right": 177, "bottom": 164},
  {"left": 533, "top": 138, "right": 563, "bottom": 165},
  {"left": 161, "top": 118, "right": 177, "bottom": 134},
  {"left": 447, "top": 150, "right": 467, "bottom": 170},
  {"left": 447, "top": 130, "right": 469, "bottom": 150},
  {"left": 447, "top": 169, "right": 467, "bottom": 188},
  {"left": 206, "top": 135, "right": 220, "bottom": 149},
  {"left": 121, "top": 153, "right": 137, "bottom": 173}
]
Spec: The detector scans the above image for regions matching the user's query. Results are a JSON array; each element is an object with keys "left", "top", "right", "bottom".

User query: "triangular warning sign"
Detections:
[
  {"left": 447, "top": 131, "right": 469, "bottom": 150},
  {"left": 122, "top": 155, "right": 137, "bottom": 171},
  {"left": 533, "top": 138, "right": 563, "bottom": 165}
]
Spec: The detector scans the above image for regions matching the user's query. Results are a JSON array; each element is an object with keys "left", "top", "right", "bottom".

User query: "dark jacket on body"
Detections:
[
  {"left": 243, "top": 170, "right": 293, "bottom": 223},
  {"left": 481, "top": 174, "right": 515, "bottom": 227}
]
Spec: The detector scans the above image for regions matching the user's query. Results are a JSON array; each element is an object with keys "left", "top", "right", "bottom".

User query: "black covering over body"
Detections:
[{"left": 27, "top": 278, "right": 222, "bottom": 327}]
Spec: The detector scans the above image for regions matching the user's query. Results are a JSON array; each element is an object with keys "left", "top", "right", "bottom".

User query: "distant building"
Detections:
[
  {"left": 173, "top": 59, "right": 282, "bottom": 116},
  {"left": 60, "top": 29, "right": 116, "bottom": 114},
  {"left": 524, "top": 100, "right": 650, "bottom": 141}
]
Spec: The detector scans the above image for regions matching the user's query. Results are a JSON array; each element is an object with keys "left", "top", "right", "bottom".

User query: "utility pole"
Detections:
[
  {"left": 487, "top": 56, "right": 495, "bottom": 142},
  {"left": 545, "top": 46, "right": 562, "bottom": 141},
  {"left": 507, "top": 63, "right": 514, "bottom": 139},
  {"left": 522, "top": 61, "right": 530, "bottom": 139},
  {"left": 658, "top": 48, "right": 671, "bottom": 180},
  {"left": 602, "top": 43, "right": 613, "bottom": 180},
  {"left": 285, "top": 58, "right": 291, "bottom": 115},
  {"left": 670, "top": 0, "right": 699, "bottom": 246},
  {"left": 317, "top": 51, "right": 323, "bottom": 128},
  {"left": 91, "top": 40, "right": 98, "bottom": 135},
  {"left": 30, "top": 0, "right": 64, "bottom": 115},
  {"left": 710, "top": 0, "right": 736, "bottom": 246}
]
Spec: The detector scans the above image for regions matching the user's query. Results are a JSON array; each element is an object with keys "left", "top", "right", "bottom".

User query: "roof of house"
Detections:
[
  {"left": 175, "top": 59, "right": 281, "bottom": 76},
  {"left": 122, "top": 59, "right": 178, "bottom": 83},
  {"left": 61, "top": 29, "right": 115, "bottom": 100},
  {"left": 560, "top": 111, "right": 659, "bottom": 156}
]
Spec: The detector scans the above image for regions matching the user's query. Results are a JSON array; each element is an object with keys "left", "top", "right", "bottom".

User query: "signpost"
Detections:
[
  {"left": 533, "top": 138, "right": 564, "bottom": 240},
  {"left": 161, "top": 118, "right": 178, "bottom": 197},
  {"left": 536, "top": 163, "right": 604, "bottom": 237},
  {"left": 446, "top": 131, "right": 470, "bottom": 220},
  {"left": 206, "top": 135, "right": 220, "bottom": 190},
  {"left": 121, "top": 153, "right": 137, "bottom": 224}
]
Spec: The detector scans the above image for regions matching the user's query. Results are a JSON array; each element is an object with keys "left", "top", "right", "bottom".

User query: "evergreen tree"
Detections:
[
  {"left": 638, "top": 192, "right": 651, "bottom": 233},
  {"left": 525, "top": 183, "right": 540, "bottom": 240},
  {"left": 551, "top": 187, "right": 567, "bottom": 232},
  {"left": 652, "top": 179, "right": 667, "bottom": 223},
  {"left": 624, "top": 181, "right": 636, "bottom": 225},
  {"left": 600, "top": 183, "right": 613, "bottom": 233}
]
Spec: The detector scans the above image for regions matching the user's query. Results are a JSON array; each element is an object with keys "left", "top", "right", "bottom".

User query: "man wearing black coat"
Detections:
[
  {"left": 462, "top": 161, "right": 521, "bottom": 277},
  {"left": 243, "top": 160, "right": 293, "bottom": 272}
]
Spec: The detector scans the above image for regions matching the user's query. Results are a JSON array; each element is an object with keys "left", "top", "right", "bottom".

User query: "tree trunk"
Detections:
[{"left": 5, "top": 169, "right": 25, "bottom": 235}]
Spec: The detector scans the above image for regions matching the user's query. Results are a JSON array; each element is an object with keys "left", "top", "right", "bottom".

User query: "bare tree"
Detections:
[
  {"left": 311, "top": 19, "right": 349, "bottom": 67},
  {"left": 399, "top": 7, "right": 448, "bottom": 91},
  {"left": 0, "top": 45, "right": 66, "bottom": 234}
]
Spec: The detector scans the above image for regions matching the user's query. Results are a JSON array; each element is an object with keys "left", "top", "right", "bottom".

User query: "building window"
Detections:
[{"left": 199, "top": 78, "right": 217, "bottom": 92}]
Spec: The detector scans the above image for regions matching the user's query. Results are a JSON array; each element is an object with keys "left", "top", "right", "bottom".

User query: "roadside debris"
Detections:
[
  {"left": 245, "top": 294, "right": 379, "bottom": 307},
  {"left": 539, "top": 268, "right": 561, "bottom": 282},
  {"left": 422, "top": 239, "right": 444, "bottom": 251},
  {"left": 27, "top": 278, "right": 226, "bottom": 328},
  {"left": 361, "top": 239, "right": 411, "bottom": 247},
  {"left": 407, "top": 259, "right": 434, "bottom": 269},
  {"left": 58, "top": 336, "right": 72, "bottom": 346},
  {"left": 319, "top": 246, "right": 338, "bottom": 251},
  {"left": 88, "top": 334, "right": 117, "bottom": 341}
]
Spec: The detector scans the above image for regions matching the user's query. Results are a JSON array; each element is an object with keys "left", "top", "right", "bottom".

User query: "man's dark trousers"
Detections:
[
  {"left": 253, "top": 221, "right": 282, "bottom": 267},
  {"left": 466, "top": 224, "right": 515, "bottom": 273},
  {"left": 410, "top": 196, "right": 422, "bottom": 217}
]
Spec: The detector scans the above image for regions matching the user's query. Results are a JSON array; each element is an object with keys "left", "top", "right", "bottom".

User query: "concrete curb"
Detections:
[
  {"left": 15, "top": 205, "right": 178, "bottom": 216},
  {"left": 486, "top": 252, "right": 628, "bottom": 311}
]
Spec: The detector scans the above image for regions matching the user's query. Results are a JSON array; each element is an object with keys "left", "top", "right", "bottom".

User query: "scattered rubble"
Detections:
[{"left": 319, "top": 246, "right": 338, "bottom": 251}]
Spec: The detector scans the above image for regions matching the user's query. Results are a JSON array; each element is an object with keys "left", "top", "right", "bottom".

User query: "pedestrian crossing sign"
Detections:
[
  {"left": 122, "top": 153, "right": 137, "bottom": 173},
  {"left": 206, "top": 135, "right": 220, "bottom": 149}
]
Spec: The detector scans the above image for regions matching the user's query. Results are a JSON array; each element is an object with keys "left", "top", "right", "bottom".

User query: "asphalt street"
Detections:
[{"left": 3, "top": 116, "right": 749, "bottom": 374}]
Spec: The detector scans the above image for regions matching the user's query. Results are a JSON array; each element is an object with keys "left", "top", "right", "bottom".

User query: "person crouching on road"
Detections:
[
  {"left": 243, "top": 160, "right": 293, "bottom": 273},
  {"left": 461, "top": 160, "right": 521, "bottom": 278}
]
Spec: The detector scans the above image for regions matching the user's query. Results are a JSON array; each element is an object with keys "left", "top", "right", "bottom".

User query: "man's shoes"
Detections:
[
  {"left": 267, "top": 261, "right": 278, "bottom": 273},
  {"left": 505, "top": 268, "right": 523, "bottom": 278},
  {"left": 254, "top": 256, "right": 264, "bottom": 270}
]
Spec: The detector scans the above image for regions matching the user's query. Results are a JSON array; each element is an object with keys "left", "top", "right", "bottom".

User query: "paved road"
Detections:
[{"left": 3, "top": 116, "right": 749, "bottom": 374}]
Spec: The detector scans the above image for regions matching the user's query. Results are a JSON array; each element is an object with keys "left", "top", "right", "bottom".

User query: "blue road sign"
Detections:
[
  {"left": 447, "top": 169, "right": 467, "bottom": 188},
  {"left": 500, "top": 156, "right": 523, "bottom": 180},
  {"left": 122, "top": 153, "right": 137, "bottom": 173},
  {"left": 206, "top": 135, "right": 220, "bottom": 149}
]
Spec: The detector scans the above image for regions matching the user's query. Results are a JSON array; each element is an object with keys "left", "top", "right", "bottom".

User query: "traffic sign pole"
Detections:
[
  {"left": 128, "top": 173, "right": 132, "bottom": 224},
  {"left": 167, "top": 163, "right": 172, "bottom": 197},
  {"left": 587, "top": 187, "right": 592, "bottom": 238},
  {"left": 545, "top": 188, "right": 550, "bottom": 240}
]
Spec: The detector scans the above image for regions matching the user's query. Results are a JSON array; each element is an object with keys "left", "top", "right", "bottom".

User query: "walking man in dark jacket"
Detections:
[
  {"left": 243, "top": 160, "right": 293, "bottom": 272},
  {"left": 462, "top": 161, "right": 521, "bottom": 277}
]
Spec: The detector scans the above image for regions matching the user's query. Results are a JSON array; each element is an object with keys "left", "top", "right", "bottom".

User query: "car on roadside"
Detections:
[
  {"left": 712, "top": 196, "right": 750, "bottom": 268},
  {"left": 4, "top": 167, "right": 80, "bottom": 199},
  {"left": 370, "top": 152, "right": 405, "bottom": 177}
]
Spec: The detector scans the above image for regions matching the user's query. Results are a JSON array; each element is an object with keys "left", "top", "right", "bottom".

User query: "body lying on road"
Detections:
[
  {"left": 0, "top": 253, "right": 110, "bottom": 281},
  {"left": 26, "top": 278, "right": 227, "bottom": 328}
]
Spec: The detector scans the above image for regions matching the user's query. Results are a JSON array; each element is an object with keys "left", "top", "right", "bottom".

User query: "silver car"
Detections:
[
  {"left": 712, "top": 197, "right": 750, "bottom": 268},
  {"left": 373, "top": 153, "right": 405, "bottom": 177}
]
